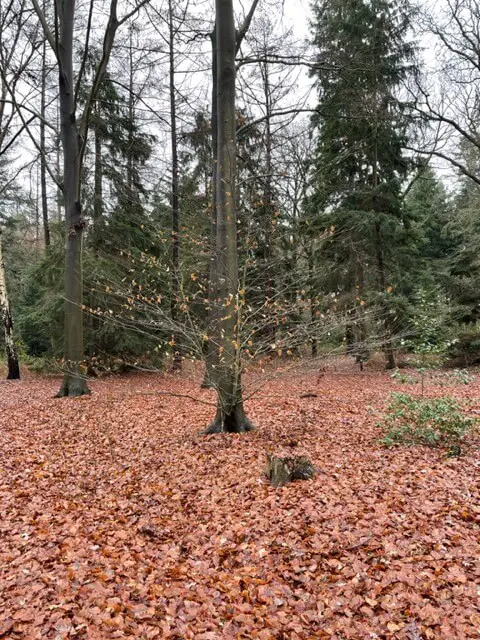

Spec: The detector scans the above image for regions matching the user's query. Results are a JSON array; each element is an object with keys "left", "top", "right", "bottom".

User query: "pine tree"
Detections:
[{"left": 309, "top": 0, "right": 416, "bottom": 367}]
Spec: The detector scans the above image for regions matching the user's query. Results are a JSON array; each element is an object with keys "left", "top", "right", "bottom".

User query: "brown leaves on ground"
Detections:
[{"left": 0, "top": 367, "right": 479, "bottom": 639}]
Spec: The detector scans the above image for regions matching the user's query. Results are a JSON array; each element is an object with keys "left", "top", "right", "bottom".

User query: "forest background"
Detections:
[{"left": 2, "top": 0, "right": 480, "bottom": 404}]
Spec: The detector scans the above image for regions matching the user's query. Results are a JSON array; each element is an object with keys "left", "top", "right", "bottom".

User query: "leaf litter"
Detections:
[{"left": 0, "top": 369, "right": 479, "bottom": 639}]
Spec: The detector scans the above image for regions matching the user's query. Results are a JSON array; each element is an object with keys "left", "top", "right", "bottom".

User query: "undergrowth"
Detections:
[{"left": 380, "top": 392, "right": 476, "bottom": 450}]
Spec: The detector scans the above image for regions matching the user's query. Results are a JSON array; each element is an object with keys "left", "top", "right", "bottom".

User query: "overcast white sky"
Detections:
[{"left": 283, "top": 0, "right": 310, "bottom": 38}]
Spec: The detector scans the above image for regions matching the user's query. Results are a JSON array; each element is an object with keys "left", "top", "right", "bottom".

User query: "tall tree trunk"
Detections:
[
  {"left": 126, "top": 24, "right": 134, "bottom": 204},
  {"left": 40, "top": 29, "right": 50, "bottom": 248},
  {"left": 0, "top": 229, "right": 20, "bottom": 380},
  {"left": 204, "top": 0, "right": 253, "bottom": 434},
  {"left": 261, "top": 60, "right": 273, "bottom": 324},
  {"left": 93, "top": 108, "right": 103, "bottom": 231},
  {"left": 168, "top": 0, "right": 181, "bottom": 371},
  {"left": 201, "top": 29, "right": 218, "bottom": 389},
  {"left": 56, "top": 0, "right": 90, "bottom": 397},
  {"left": 375, "top": 221, "right": 395, "bottom": 369},
  {"left": 56, "top": 105, "right": 62, "bottom": 223},
  {"left": 308, "top": 243, "right": 317, "bottom": 358}
]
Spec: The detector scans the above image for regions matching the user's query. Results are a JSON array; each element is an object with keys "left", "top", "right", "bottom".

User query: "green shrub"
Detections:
[
  {"left": 390, "top": 369, "right": 418, "bottom": 384},
  {"left": 380, "top": 392, "right": 476, "bottom": 448},
  {"left": 446, "top": 324, "right": 480, "bottom": 366}
]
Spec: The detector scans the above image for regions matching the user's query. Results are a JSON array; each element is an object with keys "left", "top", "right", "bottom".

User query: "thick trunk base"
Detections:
[
  {"left": 203, "top": 404, "right": 254, "bottom": 434},
  {"left": 385, "top": 348, "right": 396, "bottom": 370},
  {"left": 56, "top": 374, "right": 91, "bottom": 398},
  {"left": 6, "top": 352, "right": 20, "bottom": 380}
]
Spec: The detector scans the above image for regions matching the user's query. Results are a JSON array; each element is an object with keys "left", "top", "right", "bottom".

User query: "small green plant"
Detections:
[
  {"left": 380, "top": 392, "right": 476, "bottom": 448},
  {"left": 406, "top": 288, "right": 451, "bottom": 396},
  {"left": 390, "top": 369, "right": 417, "bottom": 384},
  {"left": 449, "top": 368, "right": 474, "bottom": 385}
]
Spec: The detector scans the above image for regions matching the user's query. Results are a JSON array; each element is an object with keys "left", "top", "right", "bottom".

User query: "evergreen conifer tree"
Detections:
[{"left": 309, "top": 0, "right": 417, "bottom": 367}]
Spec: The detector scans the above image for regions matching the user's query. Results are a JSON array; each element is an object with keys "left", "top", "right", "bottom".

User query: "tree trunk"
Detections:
[
  {"left": 375, "top": 221, "right": 395, "bottom": 370},
  {"left": 40, "top": 27, "right": 50, "bottom": 248},
  {"left": 261, "top": 60, "right": 274, "bottom": 329},
  {"left": 201, "top": 29, "right": 219, "bottom": 389},
  {"left": 204, "top": 394, "right": 254, "bottom": 433},
  {"left": 56, "top": 0, "right": 90, "bottom": 397},
  {"left": 0, "top": 229, "right": 20, "bottom": 380},
  {"left": 93, "top": 108, "right": 103, "bottom": 232},
  {"left": 168, "top": 0, "right": 182, "bottom": 371},
  {"left": 203, "top": 0, "right": 253, "bottom": 433}
]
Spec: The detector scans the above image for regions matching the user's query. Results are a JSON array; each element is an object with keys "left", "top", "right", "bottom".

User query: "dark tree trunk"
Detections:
[
  {"left": 40, "top": 30, "right": 50, "bottom": 248},
  {"left": 375, "top": 220, "right": 396, "bottom": 370},
  {"left": 201, "top": 29, "right": 219, "bottom": 389},
  {"left": 55, "top": 0, "right": 90, "bottom": 397},
  {"left": 308, "top": 243, "right": 317, "bottom": 358},
  {"left": 93, "top": 109, "right": 103, "bottom": 231},
  {"left": 168, "top": 0, "right": 182, "bottom": 371},
  {"left": 204, "top": 398, "right": 254, "bottom": 434},
  {"left": 262, "top": 60, "right": 274, "bottom": 326},
  {"left": 0, "top": 228, "right": 20, "bottom": 380},
  {"left": 203, "top": 0, "right": 253, "bottom": 433}
]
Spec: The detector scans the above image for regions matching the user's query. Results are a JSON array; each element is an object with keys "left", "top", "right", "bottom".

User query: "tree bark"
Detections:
[
  {"left": 55, "top": 0, "right": 90, "bottom": 397},
  {"left": 93, "top": 105, "right": 103, "bottom": 231},
  {"left": 168, "top": 0, "right": 182, "bottom": 371},
  {"left": 374, "top": 221, "right": 395, "bottom": 369},
  {"left": 203, "top": 0, "right": 253, "bottom": 433},
  {"left": 40, "top": 24, "right": 50, "bottom": 248},
  {"left": 201, "top": 29, "right": 219, "bottom": 389},
  {"left": 261, "top": 59, "right": 274, "bottom": 320},
  {"left": 0, "top": 228, "right": 20, "bottom": 380}
]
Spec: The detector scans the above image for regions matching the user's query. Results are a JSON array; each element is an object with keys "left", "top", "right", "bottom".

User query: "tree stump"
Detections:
[{"left": 265, "top": 454, "right": 315, "bottom": 487}]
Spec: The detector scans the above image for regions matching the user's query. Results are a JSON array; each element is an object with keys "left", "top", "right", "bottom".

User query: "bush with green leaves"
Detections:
[
  {"left": 446, "top": 324, "right": 480, "bottom": 366},
  {"left": 390, "top": 369, "right": 418, "bottom": 384},
  {"left": 381, "top": 392, "right": 476, "bottom": 448}
]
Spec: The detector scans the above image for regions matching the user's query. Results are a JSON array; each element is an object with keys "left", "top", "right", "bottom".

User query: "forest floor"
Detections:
[{"left": 0, "top": 361, "right": 479, "bottom": 639}]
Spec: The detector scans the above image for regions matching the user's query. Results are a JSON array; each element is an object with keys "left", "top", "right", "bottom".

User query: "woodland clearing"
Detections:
[{"left": 0, "top": 363, "right": 479, "bottom": 639}]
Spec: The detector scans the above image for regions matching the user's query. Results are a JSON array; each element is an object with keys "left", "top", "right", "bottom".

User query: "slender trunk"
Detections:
[
  {"left": 168, "top": 0, "right": 181, "bottom": 371},
  {"left": 0, "top": 229, "right": 20, "bottom": 380},
  {"left": 40, "top": 32, "right": 50, "bottom": 247},
  {"left": 353, "top": 260, "right": 369, "bottom": 369},
  {"left": 93, "top": 108, "right": 103, "bottom": 231},
  {"left": 56, "top": 105, "right": 62, "bottom": 222},
  {"left": 262, "top": 60, "right": 273, "bottom": 319},
  {"left": 375, "top": 221, "right": 395, "bottom": 369},
  {"left": 309, "top": 244, "right": 317, "bottom": 358},
  {"left": 371, "top": 37, "right": 395, "bottom": 371},
  {"left": 56, "top": 0, "right": 90, "bottom": 397},
  {"left": 204, "top": 0, "right": 253, "bottom": 434},
  {"left": 201, "top": 29, "right": 218, "bottom": 388},
  {"left": 35, "top": 166, "right": 40, "bottom": 247},
  {"left": 127, "top": 26, "right": 134, "bottom": 204}
]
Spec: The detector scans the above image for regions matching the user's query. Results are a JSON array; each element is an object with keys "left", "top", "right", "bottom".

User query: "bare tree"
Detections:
[
  {"left": 0, "top": 227, "right": 20, "bottom": 379},
  {"left": 31, "top": 0, "right": 150, "bottom": 396},
  {"left": 412, "top": 0, "right": 480, "bottom": 184}
]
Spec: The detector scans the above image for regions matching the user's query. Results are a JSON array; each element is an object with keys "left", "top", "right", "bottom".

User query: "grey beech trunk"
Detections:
[
  {"left": 32, "top": 0, "right": 140, "bottom": 395},
  {"left": 202, "top": 0, "right": 258, "bottom": 390},
  {"left": 0, "top": 229, "right": 20, "bottom": 379},
  {"left": 55, "top": 0, "right": 90, "bottom": 397},
  {"left": 204, "top": 0, "right": 253, "bottom": 433}
]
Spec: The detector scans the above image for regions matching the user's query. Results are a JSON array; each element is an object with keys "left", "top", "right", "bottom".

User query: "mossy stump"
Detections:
[{"left": 265, "top": 454, "right": 315, "bottom": 488}]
